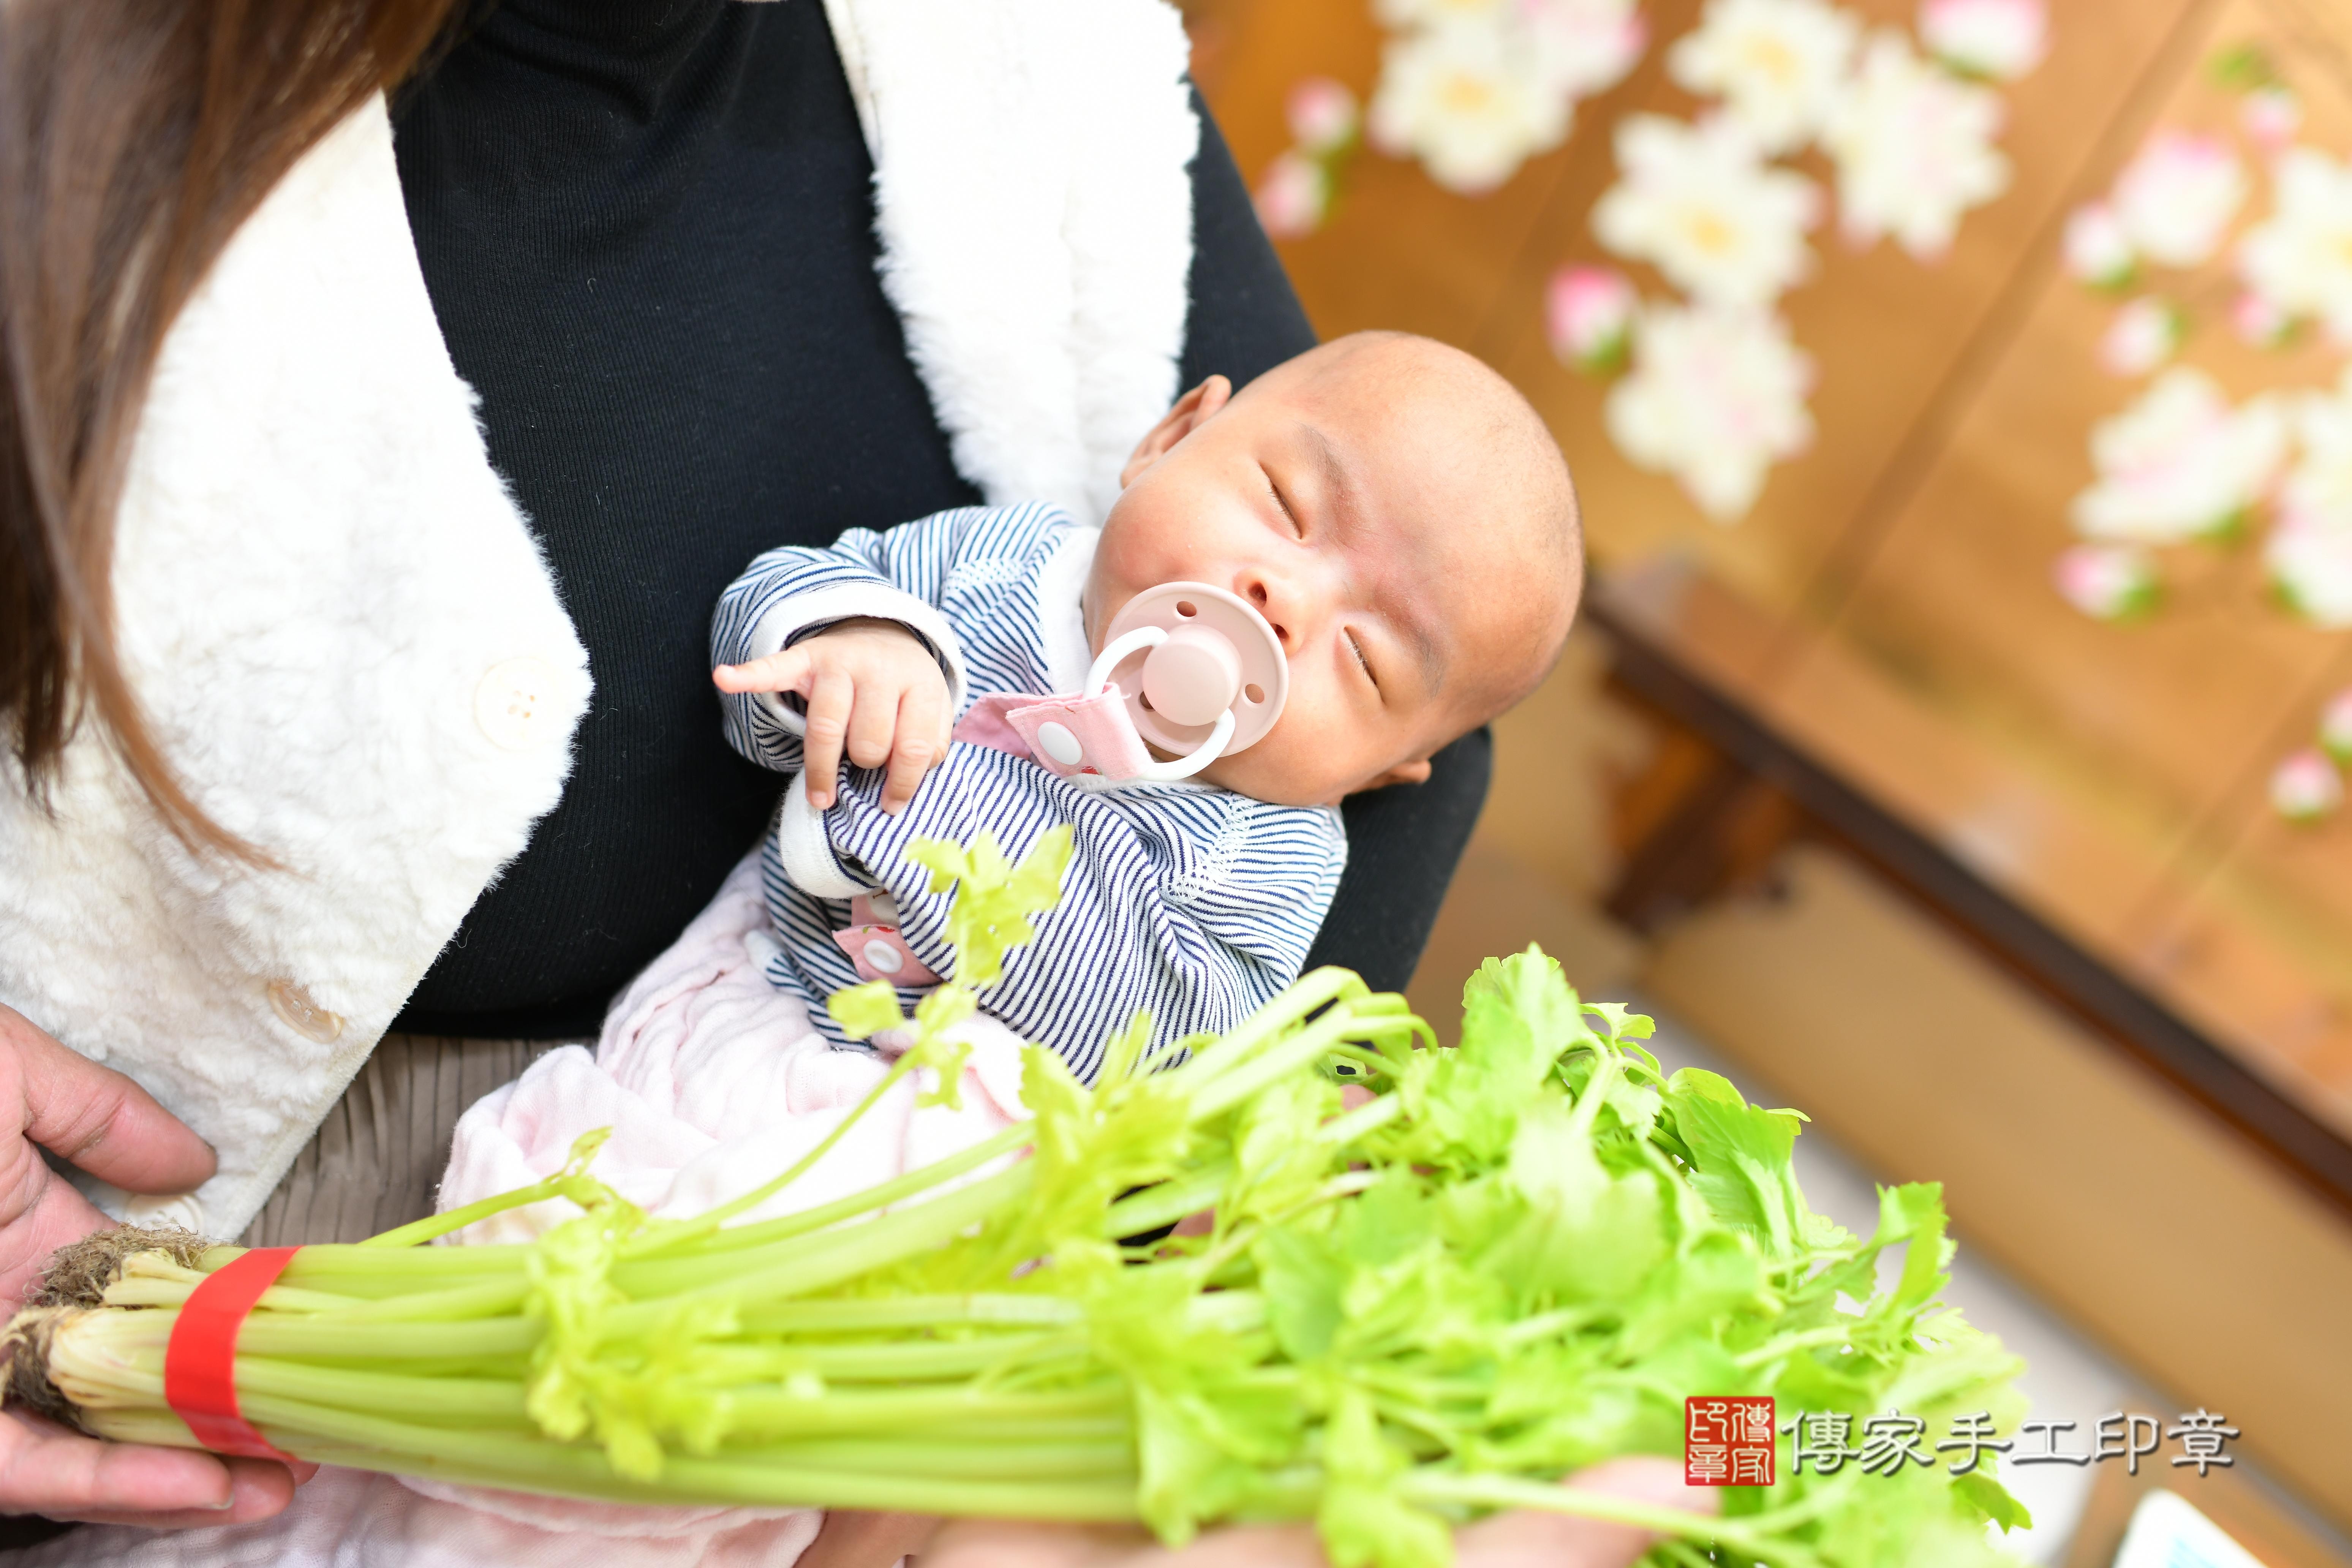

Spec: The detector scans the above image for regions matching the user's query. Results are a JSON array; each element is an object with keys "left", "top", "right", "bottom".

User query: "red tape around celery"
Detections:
[{"left": 163, "top": 1246, "right": 302, "bottom": 1462}]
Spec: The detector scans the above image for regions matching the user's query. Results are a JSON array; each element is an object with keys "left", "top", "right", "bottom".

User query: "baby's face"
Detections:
[{"left": 1085, "top": 337, "right": 1578, "bottom": 807}]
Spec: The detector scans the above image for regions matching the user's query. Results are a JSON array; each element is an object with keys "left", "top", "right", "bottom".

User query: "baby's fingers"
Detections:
[
  {"left": 879, "top": 685, "right": 949, "bottom": 815},
  {"left": 713, "top": 646, "right": 811, "bottom": 695},
  {"left": 803, "top": 667, "right": 855, "bottom": 808},
  {"left": 844, "top": 676, "right": 901, "bottom": 773}
]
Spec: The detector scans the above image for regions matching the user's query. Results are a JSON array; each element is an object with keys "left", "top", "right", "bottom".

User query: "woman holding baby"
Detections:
[{"left": 0, "top": 0, "right": 1688, "bottom": 1559}]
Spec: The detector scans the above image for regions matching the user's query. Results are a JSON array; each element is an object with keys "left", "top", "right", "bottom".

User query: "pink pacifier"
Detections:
[{"left": 1088, "top": 582, "right": 1288, "bottom": 782}]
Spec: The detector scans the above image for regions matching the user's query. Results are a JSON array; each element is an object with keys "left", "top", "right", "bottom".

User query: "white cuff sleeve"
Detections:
[
  {"left": 775, "top": 770, "right": 869, "bottom": 900},
  {"left": 745, "top": 582, "right": 970, "bottom": 736}
]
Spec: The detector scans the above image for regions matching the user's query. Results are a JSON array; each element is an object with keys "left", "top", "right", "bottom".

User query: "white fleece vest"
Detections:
[{"left": 0, "top": 0, "right": 1198, "bottom": 1239}]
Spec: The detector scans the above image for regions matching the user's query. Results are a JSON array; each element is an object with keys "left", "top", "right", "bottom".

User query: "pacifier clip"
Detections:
[{"left": 956, "top": 581, "right": 1289, "bottom": 787}]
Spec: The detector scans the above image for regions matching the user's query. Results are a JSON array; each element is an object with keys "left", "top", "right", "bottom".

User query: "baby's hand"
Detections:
[{"left": 714, "top": 618, "right": 951, "bottom": 813}]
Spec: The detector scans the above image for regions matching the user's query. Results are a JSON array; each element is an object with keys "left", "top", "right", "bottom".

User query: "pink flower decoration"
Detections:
[
  {"left": 2232, "top": 289, "right": 2293, "bottom": 347},
  {"left": 1285, "top": 77, "right": 1360, "bottom": 158},
  {"left": 2241, "top": 85, "right": 2303, "bottom": 154},
  {"left": 1253, "top": 150, "right": 1329, "bottom": 240},
  {"left": 2098, "top": 297, "right": 2184, "bottom": 377},
  {"left": 2112, "top": 132, "right": 2246, "bottom": 268},
  {"left": 1546, "top": 264, "right": 1638, "bottom": 373},
  {"left": 2064, "top": 202, "right": 2136, "bottom": 290},
  {"left": 2271, "top": 748, "right": 2343, "bottom": 823},
  {"left": 2321, "top": 689, "right": 2352, "bottom": 765},
  {"left": 2052, "top": 543, "right": 2159, "bottom": 620},
  {"left": 1919, "top": 0, "right": 2047, "bottom": 81}
]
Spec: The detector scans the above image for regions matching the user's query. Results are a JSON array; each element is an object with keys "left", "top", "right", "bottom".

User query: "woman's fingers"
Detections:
[
  {"left": 0, "top": 1176, "right": 116, "bottom": 1313},
  {"left": 1454, "top": 1458, "right": 1716, "bottom": 1568},
  {"left": 0, "top": 1412, "right": 299, "bottom": 1528},
  {"left": 918, "top": 1458, "right": 1713, "bottom": 1568},
  {"left": 57, "top": 1462, "right": 302, "bottom": 1529},
  {"left": 0, "top": 1008, "right": 214, "bottom": 1198},
  {"left": 800, "top": 1509, "right": 942, "bottom": 1568},
  {"left": 0, "top": 1008, "right": 217, "bottom": 1306}
]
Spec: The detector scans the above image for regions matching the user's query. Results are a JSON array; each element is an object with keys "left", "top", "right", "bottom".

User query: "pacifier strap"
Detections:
[
  {"left": 950, "top": 694, "right": 1032, "bottom": 758},
  {"left": 953, "top": 691, "right": 1157, "bottom": 782}
]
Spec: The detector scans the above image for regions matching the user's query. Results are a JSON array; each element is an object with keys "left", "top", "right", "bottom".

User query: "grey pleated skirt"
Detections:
[{"left": 237, "top": 1033, "right": 583, "bottom": 1247}]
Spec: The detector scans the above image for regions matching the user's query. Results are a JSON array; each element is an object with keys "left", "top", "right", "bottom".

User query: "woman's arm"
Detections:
[
  {"left": 1180, "top": 96, "right": 1493, "bottom": 995},
  {"left": 799, "top": 1457, "right": 1707, "bottom": 1568}
]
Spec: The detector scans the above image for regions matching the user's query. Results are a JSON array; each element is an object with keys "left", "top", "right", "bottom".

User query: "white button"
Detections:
[
  {"left": 1036, "top": 721, "right": 1084, "bottom": 766},
  {"left": 267, "top": 979, "right": 344, "bottom": 1043},
  {"left": 122, "top": 1193, "right": 206, "bottom": 1235},
  {"left": 863, "top": 940, "right": 906, "bottom": 975},
  {"left": 474, "top": 657, "right": 561, "bottom": 751}
]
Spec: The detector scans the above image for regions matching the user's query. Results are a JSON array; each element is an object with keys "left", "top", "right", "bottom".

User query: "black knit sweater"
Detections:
[{"left": 388, "top": 0, "right": 1488, "bottom": 1038}]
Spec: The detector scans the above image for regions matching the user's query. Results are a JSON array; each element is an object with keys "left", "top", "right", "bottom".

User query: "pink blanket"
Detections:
[{"left": 23, "top": 854, "right": 1029, "bottom": 1568}]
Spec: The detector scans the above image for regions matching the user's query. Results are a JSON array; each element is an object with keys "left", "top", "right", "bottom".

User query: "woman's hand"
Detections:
[
  {"left": 716, "top": 618, "right": 953, "bottom": 814},
  {"left": 0, "top": 1004, "right": 310, "bottom": 1526},
  {"left": 809, "top": 1458, "right": 1709, "bottom": 1568}
]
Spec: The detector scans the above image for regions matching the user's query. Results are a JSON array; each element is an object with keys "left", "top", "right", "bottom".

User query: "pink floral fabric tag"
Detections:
[{"left": 831, "top": 894, "right": 941, "bottom": 986}]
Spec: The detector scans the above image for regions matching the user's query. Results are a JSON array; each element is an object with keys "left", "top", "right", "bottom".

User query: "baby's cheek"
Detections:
[{"left": 1218, "top": 730, "right": 1344, "bottom": 809}]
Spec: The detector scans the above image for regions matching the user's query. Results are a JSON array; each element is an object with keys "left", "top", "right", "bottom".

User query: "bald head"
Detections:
[
  {"left": 1245, "top": 332, "right": 1583, "bottom": 723},
  {"left": 1096, "top": 330, "right": 1585, "bottom": 804}
]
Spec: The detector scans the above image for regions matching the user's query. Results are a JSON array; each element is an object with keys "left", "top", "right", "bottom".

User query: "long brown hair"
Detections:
[{"left": 0, "top": 0, "right": 461, "bottom": 857}]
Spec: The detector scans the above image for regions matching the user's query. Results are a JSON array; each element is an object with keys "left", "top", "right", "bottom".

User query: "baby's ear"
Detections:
[{"left": 1119, "top": 375, "right": 1233, "bottom": 487}]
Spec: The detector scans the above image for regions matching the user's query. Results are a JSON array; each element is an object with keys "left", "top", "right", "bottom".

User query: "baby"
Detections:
[
  {"left": 711, "top": 331, "right": 1582, "bottom": 1079},
  {"left": 27, "top": 336, "right": 1584, "bottom": 1568}
]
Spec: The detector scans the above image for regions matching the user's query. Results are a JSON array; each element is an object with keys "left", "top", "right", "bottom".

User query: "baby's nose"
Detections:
[{"left": 1236, "top": 571, "right": 1297, "bottom": 652}]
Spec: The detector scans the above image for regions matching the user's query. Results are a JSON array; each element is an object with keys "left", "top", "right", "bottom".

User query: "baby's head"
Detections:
[{"left": 1087, "top": 332, "right": 1582, "bottom": 807}]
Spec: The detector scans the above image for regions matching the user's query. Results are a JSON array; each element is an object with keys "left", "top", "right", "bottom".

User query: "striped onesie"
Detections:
[{"left": 712, "top": 503, "right": 1347, "bottom": 1083}]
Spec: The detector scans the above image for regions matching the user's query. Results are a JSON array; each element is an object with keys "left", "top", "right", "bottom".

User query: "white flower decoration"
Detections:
[
  {"left": 2241, "top": 84, "right": 2302, "bottom": 153},
  {"left": 2268, "top": 518, "right": 2352, "bottom": 627},
  {"left": 1285, "top": 78, "right": 1361, "bottom": 156},
  {"left": 1373, "top": 0, "right": 1512, "bottom": 25},
  {"left": 2097, "top": 297, "right": 2184, "bottom": 378},
  {"left": 1547, "top": 264, "right": 1640, "bottom": 371},
  {"left": 1525, "top": 0, "right": 1648, "bottom": 100},
  {"left": 2232, "top": 289, "right": 2292, "bottom": 347},
  {"left": 1918, "top": 0, "right": 2047, "bottom": 82},
  {"left": 2280, "top": 369, "right": 2352, "bottom": 530},
  {"left": 1254, "top": 151, "right": 1330, "bottom": 240},
  {"left": 1605, "top": 303, "right": 1816, "bottom": 520},
  {"left": 2320, "top": 687, "right": 2352, "bottom": 765},
  {"left": 2237, "top": 146, "right": 2352, "bottom": 345},
  {"left": 2064, "top": 202, "right": 2136, "bottom": 289},
  {"left": 2071, "top": 368, "right": 2287, "bottom": 544},
  {"left": 2052, "top": 543, "right": 2158, "bottom": 620},
  {"left": 1821, "top": 30, "right": 2010, "bottom": 260},
  {"left": 1369, "top": 19, "right": 1572, "bottom": 194},
  {"left": 1592, "top": 114, "right": 1819, "bottom": 307},
  {"left": 2270, "top": 748, "right": 2343, "bottom": 823},
  {"left": 2112, "top": 133, "right": 2246, "bottom": 269},
  {"left": 1666, "top": 0, "right": 1859, "bottom": 155}
]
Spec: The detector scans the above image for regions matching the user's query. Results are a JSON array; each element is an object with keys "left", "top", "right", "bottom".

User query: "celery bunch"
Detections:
[{"left": 3, "top": 830, "right": 2031, "bottom": 1568}]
